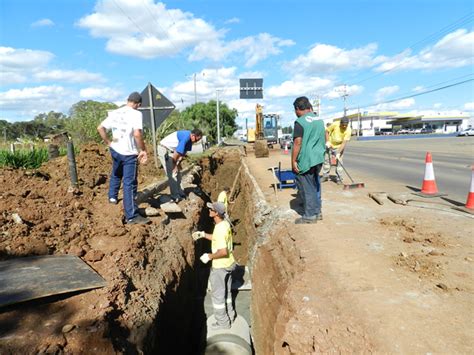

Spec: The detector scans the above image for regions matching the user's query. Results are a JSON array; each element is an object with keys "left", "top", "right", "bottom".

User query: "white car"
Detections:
[{"left": 457, "top": 128, "right": 474, "bottom": 136}]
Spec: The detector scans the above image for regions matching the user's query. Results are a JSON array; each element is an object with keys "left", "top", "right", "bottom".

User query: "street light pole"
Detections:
[
  {"left": 216, "top": 89, "right": 221, "bottom": 144},
  {"left": 193, "top": 73, "right": 197, "bottom": 105}
]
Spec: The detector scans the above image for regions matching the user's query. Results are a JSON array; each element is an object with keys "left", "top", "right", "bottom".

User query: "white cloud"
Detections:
[
  {"left": 225, "top": 17, "right": 240, "bottom": 24},
  {"left": 372, "top": 98, "right": 416, "bottom": 110},
  {"left": 413, "top": 85, "right": 425, "bottom": 92},
  {"left": 31, "top": 18, "right": 55, "bottom": 27},
  {"left": 375, "top": 85, "right": 399, "bottom": 102},
  {"left": 464, "top": 102, "right": 474, "bottom": 110},
  {"left": 77, "top": 0, "right": 293, "bottom": 66},
  {"left": 0, "top": 46, "right": 105, "bottom": 85},
  {"left": 324, "top": 85, "right": 364, "bottom": 100},
  {"left": 0, "top": 47, "right": 54, "bottom": 68},
  {"left": 34, "top": 69, "right": 105, "bottom": 83},
  {"left": 285, "top": 43, "right": 384, "bottom": 75},
  {"left": 191, "top": 33, "right": 294, "bottom": 67},
  {"left": 79, "top": 87, "right": 123, "bottom": 101},
  {"left": 376, "top": 29, "right": 474, "bottom": 72},
  {"left": 0, "top": 86, "right": 73, "bottom": 120},
  {"left": 266, "top": 76, "right": 333, "bottom": 98},
  {"left": 433, "top": 103, "right": 442, "bottom": 109}
]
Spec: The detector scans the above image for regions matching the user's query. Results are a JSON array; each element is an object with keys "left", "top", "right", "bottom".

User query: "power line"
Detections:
[
  {"left": 333, "top": 12, "right": 474, "bottom": 88},
  {"left": 324, "top": 77, "right": 473, "bottom": 117},
  {"left": 351, "top": 78, "right": 473, "bottom": 114},
  {"left": 111, "top": 0, "right": 151, "bottom": 39},
  {"left": 111, "top": 0, "right": 189, "bottom": 77}
]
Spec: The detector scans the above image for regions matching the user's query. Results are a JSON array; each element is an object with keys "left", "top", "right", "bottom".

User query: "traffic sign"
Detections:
[
  {"left": 140, "top": 83, "right": 175, "bottom": 129},
  {"left": 240, "top": 78, "right": 263, "bottom": 99}
]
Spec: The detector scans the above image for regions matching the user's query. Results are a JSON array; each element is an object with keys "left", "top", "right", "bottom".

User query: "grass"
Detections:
[{"left": 0, "top": 147, "right": 51, "bottom": 169}]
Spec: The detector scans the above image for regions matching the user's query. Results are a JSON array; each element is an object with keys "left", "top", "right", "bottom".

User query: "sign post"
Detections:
[{"left": 139, "top": 83, "right": 176, "bottom": 169}]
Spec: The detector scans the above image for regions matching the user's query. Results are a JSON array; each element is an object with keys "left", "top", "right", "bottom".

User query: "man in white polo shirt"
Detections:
[{"left": 97, "top": 91, "right": 150, "bottom": 225}]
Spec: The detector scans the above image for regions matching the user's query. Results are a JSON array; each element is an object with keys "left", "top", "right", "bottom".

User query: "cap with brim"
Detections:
[
  {"left": 340, "top": 117, "right": 349, "bottom": 124},
  {"left": 207, "top": 202, "right": 226, "bottom": 216}
]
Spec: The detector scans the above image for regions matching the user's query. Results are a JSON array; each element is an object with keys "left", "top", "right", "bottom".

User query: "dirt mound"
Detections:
[{"left": 0, "top": 144, "right": 184, "bottom": 353}]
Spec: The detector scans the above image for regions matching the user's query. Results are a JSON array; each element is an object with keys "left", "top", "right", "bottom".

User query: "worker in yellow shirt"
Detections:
[
  {"left": 217, "top": 187, "right": 230, "bottom": 213},
  {"left": 321, "top": 117, "right": 352, "bottom": 184},
  {"left": 192, "top": 202, "right": 236, "bottom": 330}
]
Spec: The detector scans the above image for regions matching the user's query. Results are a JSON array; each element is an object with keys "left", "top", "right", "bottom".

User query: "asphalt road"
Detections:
[{"left": 342, "top": 136, "right": 474, "bottom": 202}]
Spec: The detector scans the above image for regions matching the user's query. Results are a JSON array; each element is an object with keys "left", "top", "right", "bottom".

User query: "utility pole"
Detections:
[
  {"left": 193, "top": 73, "right": 197, "bottom": 105},
  {"left": 357, "top": 106, "right": 361, "bottom": 137},
  {"left": 340, "top": 84, "right": 349, "bottom": 117},
  {"left": 216, "top": 89, "right": 221, "bottom": 144},
  {"left": 313, "top": 95, "right": 321, "bottom": 118}
]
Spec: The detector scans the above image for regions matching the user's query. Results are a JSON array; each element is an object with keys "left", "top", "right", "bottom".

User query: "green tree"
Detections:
[
  {"left": 282, "top": 126, "right": 293, "bottom": 134},
  {"left": 180, "top": 101, "right": 238, "bottom": 143},
  {"left": 0, "top": 120, "right": 11, "bottom": 142},
  {"left": 34, "top": 111, "right": 68, "bottom": 132},
  {"left": 66, "top": 100, "right": 118, "bottom": 142}
]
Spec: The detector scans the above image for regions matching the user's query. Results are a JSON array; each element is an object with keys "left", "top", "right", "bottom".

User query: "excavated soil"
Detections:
[{"left": 0, "top": 144, "right": 248, "bottom": 354}]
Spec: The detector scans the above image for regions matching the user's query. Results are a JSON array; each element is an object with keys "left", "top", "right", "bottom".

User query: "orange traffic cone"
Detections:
[
  {"left": 465, "top": 166, "right": 474, "bottom": 209},
  {"left": 416, "top": 152, "right": 444, "bottom": 197},
  {"left": 284, "top": 143, "right": 289, "bottom": 155}
]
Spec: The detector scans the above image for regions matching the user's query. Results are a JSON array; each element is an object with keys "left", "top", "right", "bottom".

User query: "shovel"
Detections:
[{"left": 336, "top": 157, "right": 365, "bottom": 190}]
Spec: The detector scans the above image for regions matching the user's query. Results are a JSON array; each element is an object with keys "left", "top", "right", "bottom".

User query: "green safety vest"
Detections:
[{"left": 295, "top": 112, "right": 325, "bottom": 174}]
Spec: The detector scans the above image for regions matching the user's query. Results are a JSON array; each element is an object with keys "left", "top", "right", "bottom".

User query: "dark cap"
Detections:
[
  {"left": 340, "top": 117, "right": 349, "bottom": 125},
  {"left": 127, "top": 91, "right": 142, "bottom": 104},
  {"left": 207, "top": 202, "right": 226, "bottom": 217}
]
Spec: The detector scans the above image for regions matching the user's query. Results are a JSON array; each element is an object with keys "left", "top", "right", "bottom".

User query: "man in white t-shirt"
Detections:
[
  {"left": 97, "top": 92, "right": 150, "bottom": 225},
  {"left": 158, "top": 129, "right": 202, "bottom": 202}
]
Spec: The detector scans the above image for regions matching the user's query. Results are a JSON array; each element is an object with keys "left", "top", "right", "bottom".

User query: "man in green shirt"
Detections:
[{"left": 292, "top": 96, "right": 326, "bottom": 224}]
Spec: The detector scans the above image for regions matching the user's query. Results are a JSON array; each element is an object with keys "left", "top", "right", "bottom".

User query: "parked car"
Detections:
[
  {"left": 397, "top": 128, "right": 412, "bottom": 134},
  {"left": 420, "top": 128, "right": 434, "bottom": 134},
  {"left": 280, "top": 136, "right": 293, "bottom": 149},
  {"left": 457, "top": 128, "right": 474, "bottom": 136}
]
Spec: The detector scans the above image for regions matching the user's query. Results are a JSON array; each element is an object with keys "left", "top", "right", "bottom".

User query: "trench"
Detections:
[{"left": 132, "top": 147, "right": 301, "bottom": 354}]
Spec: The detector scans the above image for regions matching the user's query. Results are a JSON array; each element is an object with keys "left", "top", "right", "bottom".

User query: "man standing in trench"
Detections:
[
  {"left": 292, "top": 96, "right": 326, "bottom": 224},
  {"left": 192, "top": 202, "right": 236, "bottom": 330},
  {"left": 97, "top": 91, "right": 150, "bottom": 225},
  {"left": 158, "top": 129, "right": 202, "bottom": 202}
]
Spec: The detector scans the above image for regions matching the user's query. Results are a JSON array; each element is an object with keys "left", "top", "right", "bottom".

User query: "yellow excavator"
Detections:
[{"left": 247, "top": 104, "right": 269, "bottom": 157}]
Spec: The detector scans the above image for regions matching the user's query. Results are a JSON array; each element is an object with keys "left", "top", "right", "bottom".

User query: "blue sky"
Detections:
[{"left": 1, "top": 0, "right": 473, "bottom": 128}]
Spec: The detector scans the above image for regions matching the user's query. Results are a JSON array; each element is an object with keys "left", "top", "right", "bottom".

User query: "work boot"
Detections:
[
  {"left": 320, "top": 175, "right": 329, "bottom": 182},
  {"left": 127, "top": 215, "right": 151, "bottom": 225},
  {"left": 209, "top": 322, "right": 231, "bottom": 330},
  {"left": 108, "top": 197, "right": 118, "bottom": 204},
  {"left": 335, "top": 178, "right": 343, "bottom": 185},
  {"left": 317, "top": 213, "right": 323, "bottom": 221},
  {"left": 295, "top": 217, "right": 317, "bottom": 224}
]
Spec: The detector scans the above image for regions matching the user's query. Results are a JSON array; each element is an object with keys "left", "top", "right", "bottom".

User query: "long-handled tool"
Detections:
[{"left": 336, "top": 157, "right": 365, "bottom": 190}]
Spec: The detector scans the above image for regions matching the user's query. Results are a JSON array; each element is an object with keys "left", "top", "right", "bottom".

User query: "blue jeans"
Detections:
[
  {"left": 109, "top": 148, "right": 138, "bottom": 220},
  {"left": 295, "top": 164, "right": 322, "bottom": 219}
]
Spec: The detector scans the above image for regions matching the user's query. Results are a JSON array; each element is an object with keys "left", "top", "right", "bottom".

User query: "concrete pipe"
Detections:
[{"left": 205, "top": 315, "right": 252, "bottom": 355}]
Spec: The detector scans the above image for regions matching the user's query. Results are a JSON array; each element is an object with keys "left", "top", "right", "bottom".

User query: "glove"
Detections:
[
  {"left": 325, "top": 142, "right": 331, "bottom": 149},
  {"left": 336, "top": 153, "right": 341, "bottom": 161},
  {"left": 192, "top": 231, "right": 205, "bottom": 241},
  {"left": 200, "top": 253, "right": 210, "bottom": 264}
]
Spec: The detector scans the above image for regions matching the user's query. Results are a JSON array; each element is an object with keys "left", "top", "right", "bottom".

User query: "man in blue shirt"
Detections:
[{"left": 158, "top": 129, "right": 202, "bottom": 202}]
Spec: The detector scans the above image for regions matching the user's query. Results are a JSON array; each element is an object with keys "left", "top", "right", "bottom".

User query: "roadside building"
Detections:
[{"left": 327, "top": 111, "right": 471, "bottom": 135}]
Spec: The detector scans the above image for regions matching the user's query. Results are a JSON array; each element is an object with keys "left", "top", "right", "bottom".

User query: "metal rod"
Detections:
[{"left": 337, "top": 158, "right": 355, "bottom": 184}]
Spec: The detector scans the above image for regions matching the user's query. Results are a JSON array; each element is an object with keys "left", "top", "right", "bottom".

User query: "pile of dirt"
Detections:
[{"left": 0, "top": 143, "right": 204, "bottom": 353}]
